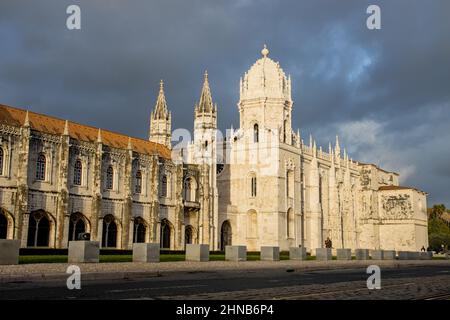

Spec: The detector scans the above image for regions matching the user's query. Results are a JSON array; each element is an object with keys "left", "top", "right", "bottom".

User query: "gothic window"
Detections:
[
  {"left": 27, "top": 210, "right": 50, "bottom": 247},
  {"left": 253, "top": 124, "right": 259, "bottom": 143},
  {"left": 135, "top": 171, "right": 142, "bottom": 194},
  {"left": 283, "top": 119, "right": 287, "bottom": 143},
  {"left": 250, "top": 175, "right": 257, "bottom": 197},
  {"left": 102, "top": 214, "right": 117, "bottom": 248},
  {"left": 68, "top": 212, "right": 86, "bottom": 242},
  {"left": 133, "top": 217, "right": 146, "bottom": 243},
  {"left": 73, "top": 160, "right": 82, "bottom": 186},
  {"left": 0, "top": 148, "right": 3, "bottom": 175},
  {"left": 183, "top": 177, "right": 197, "bottom": 202},
  {"left": 0, "top": 211, "right": 7, "bottom": 239},
  {"left": 220, "top": 221, "right": 232, "bottom": 250},
  {"left": 161, "top": 175, "right": 168, "bottom": 197},
  {"left": 36, "top": 154, "right": 46, "bottom": 181},
  {"left": 160, "top": 219, "right": 171, "bottom": 249},
  {"left": 106, "top": 166, "right": 114, "bottom": 190}
]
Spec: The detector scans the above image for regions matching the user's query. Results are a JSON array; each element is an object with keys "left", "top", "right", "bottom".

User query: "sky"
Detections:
[{"left": 0, "top": 0, "right": 449, "bottom": 206}]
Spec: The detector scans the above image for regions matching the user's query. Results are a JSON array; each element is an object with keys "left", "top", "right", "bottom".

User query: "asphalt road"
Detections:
[{"left": 1, "top": 265, "right": 450, "bottom": 300}]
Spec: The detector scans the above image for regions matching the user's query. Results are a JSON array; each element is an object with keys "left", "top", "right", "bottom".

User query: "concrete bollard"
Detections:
[
  {"left": 68, "top": 241, "right": 99, "bottom": 263},
  {"left": 370, "top": 250, "right": 384, "bottom": 260},
  {"left": 260, "top": 246, "right": 280, "bottom": 261},
  {"left": 186, "top": 244, "right": 209, "bottom": 262},
  {"left": 289, "top": 247, "right": 307, "bottom": 260},
  {"left": 336, "top": 249, "right": 352, "bottom": 260},
  {"left": 225, "top": 245, "right": 247, "bottom": 261},
  {"left": 382, "top": 250, "right": 396, "bottom": 260},
  {"left": 315, "top": 248, "right": 332, "bottom": 261},
  {"left": 355, "top": 249, "right": 370, "bottom": 260},
  {"left": 0, "top": 239, "right": 20, "bottom": 265},
  {"left": 132, "top": 243, "right": 160, "bottom": 262}
]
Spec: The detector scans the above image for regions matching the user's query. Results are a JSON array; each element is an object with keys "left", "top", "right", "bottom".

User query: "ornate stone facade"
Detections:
[{"left": 0, "top": 46, "right": 428, "bottom": 251}]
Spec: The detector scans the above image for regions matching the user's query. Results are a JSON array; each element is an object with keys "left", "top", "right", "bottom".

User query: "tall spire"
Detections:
[
  {"left": 196, "top": 70, "right": 215, "bottom": 114},
  {"left": 153, "top": 80, "right": 169, "bottom": 120}
]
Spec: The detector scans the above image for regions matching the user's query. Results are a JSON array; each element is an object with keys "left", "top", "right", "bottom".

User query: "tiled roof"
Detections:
[{"left": 0, "top": 104, "right": 171, "bottom": 159}]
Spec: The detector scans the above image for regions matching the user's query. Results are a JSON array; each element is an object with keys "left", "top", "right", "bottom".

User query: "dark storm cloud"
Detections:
[{"left": 0, "top": 0, "right": 449, "bottom": 206}]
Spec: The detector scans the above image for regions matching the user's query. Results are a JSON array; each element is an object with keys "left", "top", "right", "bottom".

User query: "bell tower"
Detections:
[
  {"left": 238, "top": 45, "right": 293, "bottom": 144},
  {"left": 149, "top": 80, "right": 172, "bottom": 149}
]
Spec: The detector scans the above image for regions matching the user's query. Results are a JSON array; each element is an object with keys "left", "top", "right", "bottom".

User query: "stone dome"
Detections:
[{"left": 240, "top": 45, "right": 291, "bottom": 101}]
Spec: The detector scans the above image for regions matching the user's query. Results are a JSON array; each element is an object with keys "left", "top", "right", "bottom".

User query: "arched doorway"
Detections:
[
  {"left": 68, "top": 213, "right": 86, "bottom": 242},
  {"left": 0, "top": 211, "right": 7, "bottom": 239},
  {"left": 160, "top": 219, "right": 171, "bottom": 249},
  {"left": 185, "top": 225, "right": 194, "bottom": 246},
  {"left": 133, "top": 217, "right": 146, "bottom": 243},
  {"left": 102, "top": 215, "right": 117, "bottom": 248},
  {"left": 220, "top": 220, "right": 232, "bottom": 251},
  {"left": 27, "top": 210, "right": 50, "bottom": 247}
]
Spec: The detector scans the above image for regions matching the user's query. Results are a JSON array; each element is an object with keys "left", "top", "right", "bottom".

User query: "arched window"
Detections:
[
  {"left": 0, "top": 148, "right": 4, "bottom": 176},
  {"left": 36, "top": 154, "right": 46, "bottom": 181},
  {"left": 183, "top": 177, "right": 196, "bottom": 202},
  {"left": 27, "top": 210, "right": 50, "bottom": 247},
  {"left": 283, "top": 119, "right": 287, "bottom": 143},
  {"left": 68, "top": 212, "right": 86, "bottom": 242},
  {"left": 0, "top": 211, "right": 7, "bottom": 239},
  {"left": 185, "top": 225, "right": 194, "bottom": 246},
  {"left": 73, "top": 160, "right": 82, "bottom": 186},
  {"left": 135, "top": 171, "right": 142, "bottom": 194},
  {"left": 220, "top": 221, "right": 232, "bottom": 250},
  {"left": 161, "top": 175, "right": 168, "bottom": 197},
  {"left": 106, "top": 166, "right": 114, "bottom": 190},
  {"left": 250, "top": 175, "right": 257, "bottom": 197},
  {"left": 253, "top": 123, "right": 259, "bottom": 143},
  {"left": 102, "top": 214, "right": 117, "bottom": 248},
  {"left": 133, "top": 217, "right": 146, "bottom": 243},
  {"left": 160, "top": 219, "right": 171, "bottom": 249}
]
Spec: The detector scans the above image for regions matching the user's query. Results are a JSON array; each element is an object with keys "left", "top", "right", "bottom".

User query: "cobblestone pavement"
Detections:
[
  {"left": 160, "top": 272, "right": 450, "bottom": 300},
  {"left": 1, "top": 263, "right": 449, "bottom": 300}
]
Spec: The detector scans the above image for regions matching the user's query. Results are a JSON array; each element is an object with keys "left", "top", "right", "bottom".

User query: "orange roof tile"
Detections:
[{"left": 0, "top": 104, "right": 171, "bottom": 159}]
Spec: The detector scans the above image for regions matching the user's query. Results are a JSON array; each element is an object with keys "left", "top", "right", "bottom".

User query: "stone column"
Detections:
[
  {"left": 90, "top": 131, "right": 103, "bottom": 242},
  {"left": 328, "top": 152, "right": 341, "bottom": 248},
  {"left": 149, "top": 156, "right": 160, "bottom": 242},
  {"left": 14, "top": 120, "right": 30, "bottom": 245},
  {"left": 307, "top": 144, "right": 322, "bottom": 250},
  {"left": 199, "top": 164, "right": 211, "bottom": 245},
  {"left": 121, "top": 140, "right": 133, "bottom": 249},
  {"left": 174, "top": 164, "right": 184, "bottom": 249},
  {"left": 55, "top": 124, "right": 70, "bottom": 248}
]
